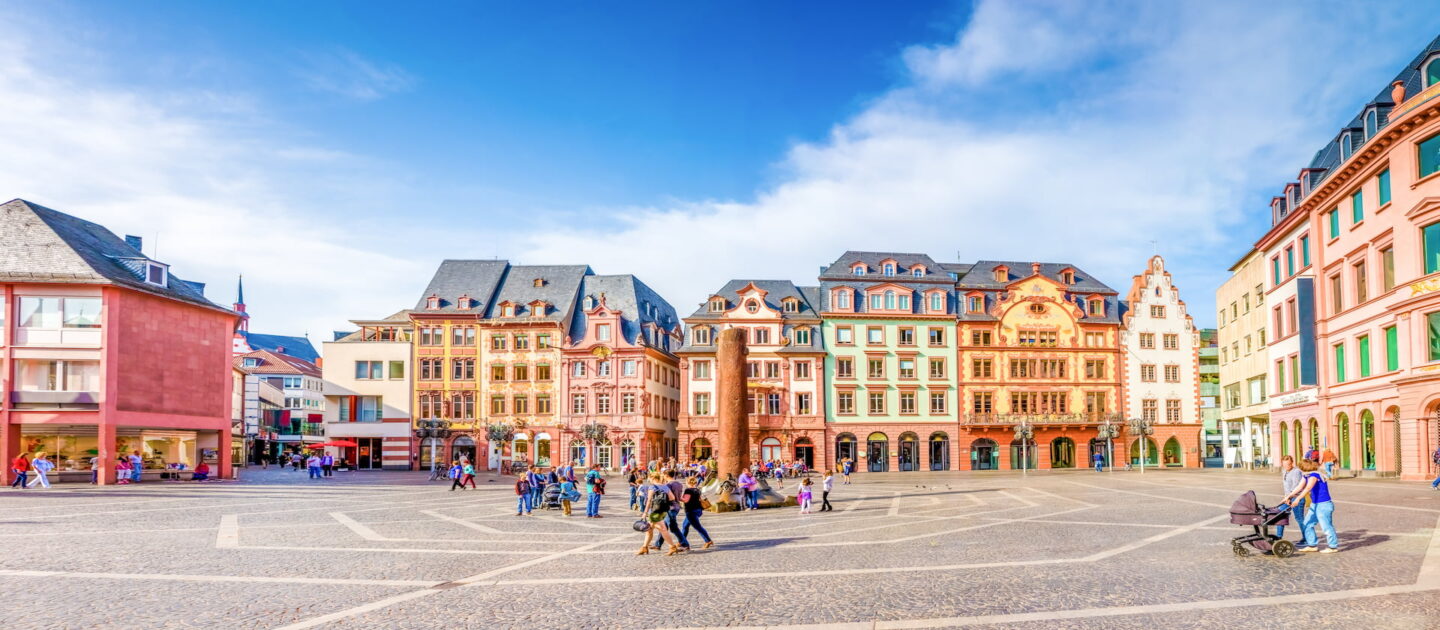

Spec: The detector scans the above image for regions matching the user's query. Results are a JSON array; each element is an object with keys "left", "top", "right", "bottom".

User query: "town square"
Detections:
[
  {"left": 6, "top": 1, "right": 1440, "bottom": 628},
  {"left": 2, "top": 468, "right": 1438, "bottom": 629}
]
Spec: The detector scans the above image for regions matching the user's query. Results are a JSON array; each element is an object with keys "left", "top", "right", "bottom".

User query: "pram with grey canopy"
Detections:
[{"left": 1229, "top": 490, "right": 1295, "bottom": 558}]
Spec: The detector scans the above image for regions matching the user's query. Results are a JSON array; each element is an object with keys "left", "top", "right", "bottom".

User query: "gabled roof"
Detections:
[
  {"left": 233, "top": 349, "right": 321, "bottom": 377},
  {"left": 956, "top": 260, "right": 1115, "bottom": 293},
  {"left": 0, "top": 199, "right": 232, "bottom": 314},
  {"left": 568, "top": 274, "right": 680, "bottom": 346},
  {"left": 685, "top": 279, "right": 819, "bottom": 319},
  {"left": 238, "top": 331, "right": 321, "bottom": 363},
  {"left": 413, "top": 260, "right": 509, "bottom": 313}
]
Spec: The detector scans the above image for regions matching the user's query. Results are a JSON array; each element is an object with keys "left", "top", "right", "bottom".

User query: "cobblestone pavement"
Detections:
[{"left": 2, "top": 467, "right": 1438, "bottom": 629}]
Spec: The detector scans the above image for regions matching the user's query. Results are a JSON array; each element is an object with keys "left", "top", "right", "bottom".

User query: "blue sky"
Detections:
[{"left": 2, "top": 1, "right": 1439, "bottom": 341}]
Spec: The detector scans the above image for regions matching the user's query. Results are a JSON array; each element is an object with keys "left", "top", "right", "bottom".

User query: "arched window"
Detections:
[
  {"left": 690, "top": 438, "right": 712, "bottom": 461},
  {"left": 1427, "top": 56, "right": 1440, "bottom": 88},
  {"left": 1364, "top": 109, "right": 1378, "bottom": 139},
  {"left": 1361, "top": 410, "right": 1376, "bottom": 470},
  {"left": 929, "top": 292, "right": 944, "bottom": 312},
  {"left": 760, "top": 437, "right": 782, "bottom": 462},
  {"left": 866, "top": 432, "right": 889, "bottom": 472},
  {"left": 852, "top": 264, "right": 866, "bottom": 276},
  {"left": 1340, "top": 133, "right": 1353, "bottom": 161},
  {"left": 835, "top": 290, "right": 851, "bottom": 309},
  {"left": 884, "top": 291, "right": 896, "bottom": 309},
  {"left": 912, "top": 266, "right": 924, "bottom": 277},
  {"left": 883, "top": 264, "right": 895, "bottom": 277}
]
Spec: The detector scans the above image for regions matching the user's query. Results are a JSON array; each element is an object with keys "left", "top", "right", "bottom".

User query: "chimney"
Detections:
[
  {"left": 125, "top": 235, "right": 143, "bottom": 253},
  {"left": 1031, "top": 262, "right": 1042, "bottom": 276}
]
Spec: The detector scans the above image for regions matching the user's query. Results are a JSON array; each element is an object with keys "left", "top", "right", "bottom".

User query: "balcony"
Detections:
[
  {"left": 278, "top": 422, "right": 324, "bottom": 437},
  {"left": 960, "top": 412, "right": 1123, "bottom": 426}
]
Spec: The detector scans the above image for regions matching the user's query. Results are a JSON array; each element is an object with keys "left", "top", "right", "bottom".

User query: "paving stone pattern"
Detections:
[{"left": 1, "top": 467, "right": 1438, "bottom": 629}]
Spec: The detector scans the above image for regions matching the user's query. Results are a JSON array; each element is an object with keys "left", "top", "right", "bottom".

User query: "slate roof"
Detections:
[
  {"left": 684, "top": 279, "right": 820, "bottom": 319},
  {"left": 0, "top": 199, "right": 232, "bottom": 314},
  {"left": 1287, "top": 34, "right": 1440, "bottom": 214},
  {"left": 955, "top": 260, "right": 1120, "bottom": 324},
  {"left": 238, "top": 331, "right": 321, "bottom": 363},
  {"left": 568, "top": 274, "right": 680, "bottom": 346},
  {"left": 233, "top": 349, "right": 321, "bottom": 377},
  {"left": 412, "top": 260, "right": 509, "bottom": 313},
  {"left": 488, "top": 264, "right": 592, "bottom": 321},
  {"left": 817, "top": 251, "right": 954, "bottom": 281}
]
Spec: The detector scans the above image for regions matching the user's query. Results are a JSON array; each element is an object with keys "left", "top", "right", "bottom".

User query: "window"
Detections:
[
  {"left": 145, "top": 262, "right": 167, "bottom": 286},
  {"left": 928, "top": 358, "right": 945, "bottom": 378},
  {"left": 1425, "top": 222, "right": 1440, "bottom": 274},
  {"left": 692, "top": 327, "right": 711, "bottom": 346},
  {"left": 355, "top": 361, "right": 383, "bottom": 380},
  {"left": 1164, "top": 365, "right": 1180, "bottom": 383},
  {"left": 708, "top": 298, "right": 725, "bottom": 313},
  {"left": 1088, "top": 299, "right": 1103, "bottom": 316},
  {"left": 1334, "top": 343, "right": 1347, "bottom": 383},
  {"left": 536, "top": 363, "right": 552, "bottom": 381},
  {"left": 1084, "top": 359, "right": 1105, "bottom": 379},
  {"left": 1272, "top": 257, "right": 1281, "bottom": 285},
  {"left": 866, "top": 327, "right": 883, "bottom": 345},
  {"left": 973, "top": 391, "right": 993, "bottom": 414},
  {"left": 537, "top": 334, "right": 551, "bottom": 349},
  {"left": 1430, "top": 312, "right": 1440, "bottom": 362},
  {"left": 836, "top": 327, "right": 854, "bottom": 345},
  {"left": 836, "top": 358, "right": 854, "bottom": 378},
  {"left": 242, "top": 357, "right": 260, "bottom": 368},
  {"left": 764, "top": 362, "right": 780, "bottom": 379},
  {"left": 884, "top": 291, "right": 896, "bottom": 309},
  {"left": 993, "top": 268, "right": 1006, "bottom": 282},
  {"left": 1085, "top": 332, "right": 1105, "bottom": 347},
  {"left": 512, "top": 395, "right": 528, "bottom": 415},
  {"left": 868, "top": 392, "right": 885, "bottom": 414},
  {"left": 491, "top": 335, "right": 507, "bottom": 351},
  {"left": 449, "top": 326, "right": 468, "bottom": 346},
  {"left": 1139, "top": 333, "right": 1155, "bottom": 349},
  {"left": 837, "top": 392, "right": 855, "bottom": 414},
  {"left": 869, "top": 294, "right": 882, "bottom": 310},
  {"left": 883, "top": 264, "right": 895, "bottom": 277},
  {"left": 1085, "top": 392, "right": 1106, "bottom": 414},
  {"left": 1016, "top": 330, "right": 1058, "bottom": 346},
  {"left": 1276, "top": 360, "right": 1287, "bottom": 393},
  {"left": 1380, "top": 325, "right": 1397, "bottom": 372},
  {"left": 282, "top": 377, "right": 302, "bottom": 389},
  {"left": 1365, "top": 109, "right": 1379, "bottom": 139},
  {"left": 913, "top": 267, "right": 924, "bottom": 278},
  {"left": 620, "top": 392, "right": 636, "bottom": 414},
  {"left": 835, "top": 290, "right": 851, "bottom": 309},
  {"left": 867, "top": 358, "right": 885, "bottom": 379},
  {"left": 571, "top": 394, "right": 586, "bottom": 414},
  {"left": 489, "top": 363, "right": 505, "bottom": 381},
  {"left": 1162, "top": 333, "right": 1178, "bottom": 350},
  {"left": 1341, "top": 133, "right": 1353, "bottom": 161},
  {"left": 899, "top": 392, "right": 916, "bottom": 414},
  {"left": 693, "top": 360, "right": 711, "bottom": 379},
  {"left": 596, "top": 324, "right": 611, "bottom": 341},
  {"left": 1357, "top": 334, "right": 1372, "bottom": 377},
  {"left": 1142, "top": 399, "right": 1157, "bottom": 423},
  {"left": 1380, "top": 246, "right": 1395, "bottom": 292},
  {"left": 18, "top": 297, "right": 60, "bottom": 329},
  {"left": 536, "top": 395, "right": 552, "bottom": 414},
  {"left": 15, "top": 359, "right": 99, "bottom": 391},
  {"left": 1329, "top": 274, "right": 1344, "bottom": 314},
  {"left": 1429, "top": 56, "right": 1440, "bottom": 88},
  {"left": 1351, "top": 190, "right": 1363, "bottom": 224},
  {"left": 1285, "top": 247, "right": 1295, "bottom": 276},
  {"left": 571, "top": 362, "right": 586, "bottom": 378},
  {"left": 971, "top": 358, "right": 992, "bottom": 378},
  {"left": 596, "top": 393, "right": 611, "bottom": 415},
  {"left": 795, "top": 393, "right": 812, "bottom": 415},
  {"left": 967, "top": 296, "right": 983, "bottom": 312},
  {"left": 782, "top": 299, "right": 798, "bottom": 313},
  {"left": 898, "top": 328, "right": 915, "bottom": 346},
  {"left": 1355, "top": 261, "right": 1368, "bottom": 303},
  {"left": 1141, "top": 365, "right": 1156, "bottom": 382},
  {"left": 794, "top": 327, "right": 811, "bottom": 346},
  {"left": 930, "top": 293, "right": 944, "bottom": 312},
  {"left": 514, "top": 364, "right": 529, "bottom": 381},
  {"left": 597, "top": 361, "right": 611, "bottom": 377},
  {"left": 971, "top": 330, "right": 992, "bottom": 346},
  {"left": 928, "top": 328, "right": 945, "bottom": 346},
  {"left": 1378, "top": 169, "right": 1391, "bottom": 205},
  {"left": 929, "top": 392, "right": 946, "bottom": 414},
  {"left": 794, "top": 361, "right": 811, "bottom": 379},
  {"left": 1165, "top": 400, "right": 1181, "bottom": 423},
  {"left": 898, "top": 358, "right": 916, "bottom": 379},
  {"left": 752, "top": 328, "right": 770, "bottom": 345},
  {"left": 1299, "top": 235, "right": 1310, "bottom": 267},
  {"left": 621, "top": 360, "right": 636, "bottom": 377},
  {"left": 1421, "top": 133, "right": 1440, "bottom": 178},
  {"left": 1328, "top": 209, "right": 1340, "bottom": 239}
]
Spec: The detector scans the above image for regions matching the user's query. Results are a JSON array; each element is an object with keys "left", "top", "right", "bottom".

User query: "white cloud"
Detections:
[{"left": 294, "top": 47, "right": 416, "bottom": 101}]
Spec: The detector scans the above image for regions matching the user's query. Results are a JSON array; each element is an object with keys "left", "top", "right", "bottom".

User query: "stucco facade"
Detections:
[
  {"left": 322, "top": 312, "right": 413, "bottom": 470},
  {"left": 1217, "top": 249, "right": 1272, "bottom": 468},
  {"left": 1119, "top": 256, "right": 1203, "bottom": 467}
]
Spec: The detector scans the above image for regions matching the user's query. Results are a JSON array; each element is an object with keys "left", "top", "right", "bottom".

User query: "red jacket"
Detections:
[{"left": 11, "top": 456, "right": 30, "bottom": 472}]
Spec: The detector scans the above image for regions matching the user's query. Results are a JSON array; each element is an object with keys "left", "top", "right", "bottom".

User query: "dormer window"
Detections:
[
  {"left": 693, "top": 326, "right": 711, "bottom": 345},
  {"left": 502, "top": 304, "right": 515, "bottom": 317},
  {"left": 882, "top": 264, "right": 895, "bottom": 277},
  {"left": 928, "top": 292, "right": 944, "bottom": 313},
  {"left": 1425, "top": 54, "right": 1440, "bottom": 88},
  {"left": 456, "top": 295, "right": 472, "bottom": 310},
  {"left": 1364, "top": 109, "right": 1378, "bottom": 140},
  {"left": 744, "top": 299, "right": 760, "bottom": 314},
  {"left": 967, "top": 296, "right": 983, "bottom": 313},
  {"left": 833, "top": 289, "right": 852, "bottom": 310},
  {"left": 911, "top": 265, "right": 924, "bottom": 277},
  {"left": 533, "top": 278, "right": 545, "bottom": 287},
  {"left": 242, "top": 357, "right": 260, "bottom": 368},
  {"left": 583, "top": 296, "right": 595, "bottom": 310},
  {"left": 426, "top": 295, "right": 441, "bottom": 310},
  {"left": 851, "top": 263, "right": 867, "bottom": 275},
  {"left": 1088, "top": 298, "right": 1104, "bottom": 316},
  {"left": 993, "top": 266, "right": 1008, "bottom": 283},
  {"left": 145, "top": 262, "right": 168, "bottom": 287},
  {"left": 782, "top": 298, "right": 798, "bottom": 313},
  {"left": 1340, "top": 132, "right": 1354, "bottom": 161},
  {"left": 1059, "top": 270, "right": 1074, "bottom": 285}
]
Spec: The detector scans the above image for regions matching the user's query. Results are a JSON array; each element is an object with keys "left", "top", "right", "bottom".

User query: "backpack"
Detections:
[
  {"left": 593, "top": 476, "right": 607, "bottom": 495},
  {"left": 646, "top": 487, "right": 671, "bottom": 515}
]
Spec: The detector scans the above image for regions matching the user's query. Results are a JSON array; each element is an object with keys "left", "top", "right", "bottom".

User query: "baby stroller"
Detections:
[
  {"left": 539, "top": 482, "right": 563, "bottom": 511},
  {"left": 1229, "top": 490, "right": 1295, "bottom": 558}
]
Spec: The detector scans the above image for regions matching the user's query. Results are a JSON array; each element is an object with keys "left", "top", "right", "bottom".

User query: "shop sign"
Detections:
[{"left": 1270, "top": 389, "right": 1316, "bottom": 410}]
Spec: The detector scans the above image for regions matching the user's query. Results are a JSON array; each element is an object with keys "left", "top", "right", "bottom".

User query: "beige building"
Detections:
[
  {"left": 321, "top": 312, "right": 414, "bottom": 470},
  {"left": 1217, "top": 250, "right": 1271, "bottom": 467}
]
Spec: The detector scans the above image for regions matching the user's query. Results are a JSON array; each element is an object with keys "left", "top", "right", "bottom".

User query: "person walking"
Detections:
[
  {"left": 129, "top": 450, "right": 144, "bottom": 483},
  {"left": 1093, "top": 451, "right": 1105, "bottom": 472},
  {"left": 797, "top": 477, "right": 814, "bottom": 514},
  {"left": 26, "top": 453, "right": 54, "bottom": 489},
  {"left": 321, "top": 452, "right": 334, "bottom": 477},
  {"left": 820, "top": 471, "right": 834, "bottom": 512},
  {"left": 448, "top": 460, "right": 464, "bottom": 491},
  {"left": 1431, "top": 446, "right": 1440, "bottom": 490},
  {"left": 637, "top": 472, "right": 681, "bottom": 556},
  {"left": 461, "top": 461, "right": 477, "bottom": 489},
  {"left": 1320, "top": 449, "right": 1338, "bottom": 480},
  {"left": 514, "top": 472, "right": 532, "bottom": 516},
  {"left": 306, "top": 453, "right": 322, "bottom": 479},
  {"left": 627, "top": 466, "right": 643, "bottom": 511},
  {"left": 1281, "top": 458, "right": 1339, "bottom": 553},
  {"left": 585, "top": 467, "right": 606, "bottom": 518},
  {"left": 9, "top": 453, "right": 29, "bottom": 489},
  {"left": 652, "top": 471, "right": 689, "bottom": 550},
  {"left": 679, "top": 476, "right": 714, "bottom": 549},
  {"left": 737, "top": 469, "right": 759, "bottom": 511},
  {"left": 1275, "top": 456, "right": 1305, "bottom": 542}
]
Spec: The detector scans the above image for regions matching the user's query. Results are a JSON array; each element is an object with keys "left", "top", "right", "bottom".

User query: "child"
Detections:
[
  {"left": 461, "top": 462, "right": 477, "bottom": 489},
  {"left": 797, "top": 477, "right": 814, "bottom": 514},
  {"left": 116, "top": 457, "right": 131, "bottom": 484},
  {"left": 560, "top": 477, "right": 578, "bottom": 516},
  {"left": 449, "top": 460, "right": 465, "bottom": 491},
  {"left": 820, "top": 471, "right": 834, "bottom": 512}
]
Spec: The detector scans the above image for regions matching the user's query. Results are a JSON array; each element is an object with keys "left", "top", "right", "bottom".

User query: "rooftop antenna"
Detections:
[{"left": 153, "top": 231, "right": 160, "bottom": 258}]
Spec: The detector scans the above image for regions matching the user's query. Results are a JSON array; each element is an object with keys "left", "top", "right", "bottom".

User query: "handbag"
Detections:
[
  {"left": 700, "top": 498, "right": 714, "bottom": 511},
  {"left": 632, "top": 519, "right": 651, "bottom": 532}
]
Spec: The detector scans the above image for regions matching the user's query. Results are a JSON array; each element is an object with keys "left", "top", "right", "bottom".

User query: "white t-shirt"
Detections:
[
  {"left": 822, "top": 476, "right": 834, "bottom": 491},
  {"left": 306, "top": 456, "right": 320, "bottom": 467}
]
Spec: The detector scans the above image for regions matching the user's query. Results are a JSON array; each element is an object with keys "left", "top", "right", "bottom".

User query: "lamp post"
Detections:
[
  {"left": 1128, "top": 416, "right": 1154, "bottom": 474},
  {"left": 413, "top": 419, "right": 452, "bottom": 480},
  {"left": 1013, "top": 420, "right": 1034, "bottom": 476},
  {"left": 1096, "top": 420, "right": 1120, "bottom": 473}
]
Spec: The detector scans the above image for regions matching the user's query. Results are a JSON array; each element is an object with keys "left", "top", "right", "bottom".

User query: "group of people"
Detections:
[
  {"left": 10, "top": 450, "right": 212, "bottom": 487},
  {"left": 282, "top": 451, "right": 339, "bottom": 479},
  {"left": 509, "top": 462, "right": 606, "bottom": 517},
  {"left": 1275, "top": 453, "right": 1340, "bottom": 553}
]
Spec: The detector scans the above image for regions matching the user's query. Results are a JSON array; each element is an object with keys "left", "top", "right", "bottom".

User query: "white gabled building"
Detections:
[{"left": 1119, "top": 255, "right": 1202, "bottom": 466}]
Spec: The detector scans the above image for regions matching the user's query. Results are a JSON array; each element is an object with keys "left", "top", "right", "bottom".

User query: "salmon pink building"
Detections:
[
  {"left": 0, "top": 200, "right": 239, "bottom": 484},
  {"left": 1251, "top": 36, "right": 1440, "bottom": 479}
]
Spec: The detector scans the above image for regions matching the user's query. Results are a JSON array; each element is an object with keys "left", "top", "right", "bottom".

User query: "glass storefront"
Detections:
[{"left": 20, "top": 429, "right": 198, "bottom": 472}]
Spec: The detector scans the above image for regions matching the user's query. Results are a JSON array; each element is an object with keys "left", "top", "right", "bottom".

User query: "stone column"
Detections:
[
  {"left": 1220, "top": 420, "right": 1231, "bottom": 468},
  {"left": 716, "top": 328, "right": 749, "bottom": 481},
  {"left": 1241, "top": 417, "right": 1254, "bottom": 469}
]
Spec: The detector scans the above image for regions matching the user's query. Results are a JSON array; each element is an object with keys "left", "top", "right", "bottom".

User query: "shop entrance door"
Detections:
[{"left": 357, "top": 438, "right": 382, "bottom": 469}]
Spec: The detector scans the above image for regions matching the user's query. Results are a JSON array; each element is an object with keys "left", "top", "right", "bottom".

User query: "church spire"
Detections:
[{"left": 233, "top": 274, "right": 249, "bottom": 332}]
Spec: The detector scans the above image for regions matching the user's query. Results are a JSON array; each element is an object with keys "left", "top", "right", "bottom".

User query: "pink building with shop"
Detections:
[
  {"left": 0, "top": 200, "right": 238, "bottom": 485},
  {"left": 1257, "top": 39, "right": 1440, "bottom": 479}
]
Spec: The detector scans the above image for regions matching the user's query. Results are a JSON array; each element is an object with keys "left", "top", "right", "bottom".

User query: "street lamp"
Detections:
[
  {"left": 1096, "top": 420, "right": 1120, "bottom": 473},
  {"left": 413, "top": 419, "right": 452, "bottom": 480},
  {"left": 1128, "top": 416, "right": 1154, "bottom": 474},
  {"left": 1013, "top": 420, "right": 1034, "bottom": 476}
]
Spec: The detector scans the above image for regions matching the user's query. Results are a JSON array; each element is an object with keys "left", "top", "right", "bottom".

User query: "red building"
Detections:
[{"left": 1, "top": 200, "right": 239, "bottom": 484}]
